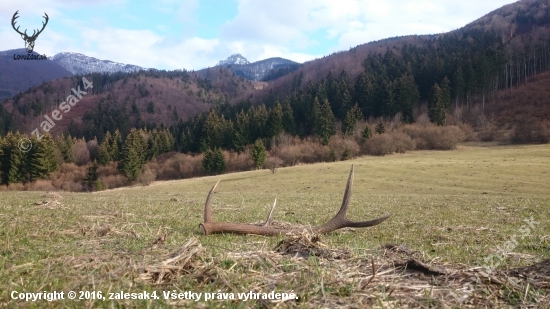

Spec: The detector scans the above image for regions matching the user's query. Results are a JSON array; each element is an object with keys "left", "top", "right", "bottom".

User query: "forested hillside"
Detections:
[{"left": 1, "top": 0, "right": 549, "bottom": 191}]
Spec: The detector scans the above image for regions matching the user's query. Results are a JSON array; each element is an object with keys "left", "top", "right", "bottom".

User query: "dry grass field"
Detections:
[{"left": 1, "top": 143, "right": 549, "bottom": 308}]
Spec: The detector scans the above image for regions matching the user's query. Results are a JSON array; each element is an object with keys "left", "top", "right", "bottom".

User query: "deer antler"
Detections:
[
  {"left": 11, "top": 11, "right": 25, "bottom": 36},
  {"left": 199, "top": 165, "right": 392, "bottom": 236},
  {"left": 11, "top": 11, "right": 48, "bottom": 39},
  {"left": 33, "top": 12, "right": 49, "bottom": 38}
]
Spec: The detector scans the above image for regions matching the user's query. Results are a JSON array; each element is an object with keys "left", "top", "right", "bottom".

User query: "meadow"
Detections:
[{"left": 1, "top": 143, "right": 549, "bottom": 308}]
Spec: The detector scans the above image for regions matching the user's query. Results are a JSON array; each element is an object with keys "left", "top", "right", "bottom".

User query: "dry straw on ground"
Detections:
[{"left": 138, "top": 234, "right": 549, "bottom": 308}]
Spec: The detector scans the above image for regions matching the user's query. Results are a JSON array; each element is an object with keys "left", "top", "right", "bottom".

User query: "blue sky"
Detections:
[{"left": 0, "top": 0, "right": 516, "bottom": 70}]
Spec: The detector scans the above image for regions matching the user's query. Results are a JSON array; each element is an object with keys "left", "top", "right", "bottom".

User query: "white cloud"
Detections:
[
  {"left": 0, "top": 0, "right": 517, "bottom": 70},
  {"left": 217, "top": 0, "right": 515, "bottom": 66}
]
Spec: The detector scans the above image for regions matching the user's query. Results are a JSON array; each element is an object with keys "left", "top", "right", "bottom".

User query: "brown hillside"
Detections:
[
  {"left": 492, "top": 70, "right": 550, "bottom": 125},
  {"left": 5, "top": 67, "right": 257, "bottom": 135}
]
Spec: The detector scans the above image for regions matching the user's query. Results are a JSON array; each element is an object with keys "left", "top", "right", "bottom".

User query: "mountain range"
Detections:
[
  {"left": 0, "top": 50, "right": 299, "bottom": 100},
  {"left": 210, "top": 54, "right": 300, "bottom": 81}
]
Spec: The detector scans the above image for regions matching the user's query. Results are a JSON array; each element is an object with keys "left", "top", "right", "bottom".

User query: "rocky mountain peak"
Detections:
[{"left": 216, "top": 54, "right": 250, "bottom": 66}]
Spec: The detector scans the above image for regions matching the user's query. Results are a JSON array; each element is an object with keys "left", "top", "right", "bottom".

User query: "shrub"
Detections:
[
  {"left": 100, "top": 175, "right": 128, "bottom": 189},
  {"left": 270, "top": 136, "right": 330, "bottom": 166},
  {"left": 155, "top": 152, "right": 203, "bottom": 180},
  {"left": 391, "top": 132, "right": 416, "bottom": 153},
  {"left": 27, "top": 179, "right": 55, "bottom": 191},
  {"left": 401, "top": 124, "right": 464, "bottom": 150},
  {"left": 364, "top": 134, "right": 395, "bottom": 156},
  {"left": 137, "top": 168, "right": 156, "bottom": 186},
  {"left": 328, "top": 135, "right": 360, "bottom": 161},
  {"left": 263, "top": 156, "right": 283, "bottom": 173},
  {"left": 512, "top": 118, "right": 550, "bottom": 144},
  {"left": 224, "top": 150, "right": 253, "bottom": 173},
  {"left": 71, "top": 139, "right": 90, "bottom": 166}
]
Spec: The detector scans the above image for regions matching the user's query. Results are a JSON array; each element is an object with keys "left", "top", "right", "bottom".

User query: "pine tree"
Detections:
[
  {"left": 83, "top": 161, "right": 99, "bottom": 191},
  {"left": 202, "top": 148, "right": 214, "bottom": 173},
  {"left": 64, "top": 134, "right": 74, "bottom": 163},
  {"left": 147, "top": 101, "right": 155, "bottom": 114},
  {"left": 250, "top": 105, "right": 269, "bottom": 141},
  {"left": 0, "top": 132, "right": 27, "bottom": 184},
  {"left": 281, "top": 98, "right": 295, "bottom": 135},
  {"left": 110, "top": 130, "right": 123, "bottom": 161},
  {"left": 342, "top": 103, "right": 363, "bottom": 138},
  {"left": 119, "top": 129, "right": 146, "bottom": 181},
  {"left": 375, "top": 119, "right": 385, "bottom": 134},
  {"left": 395, "top": 74, "right": 420, "bottom": 123},
  {"left": 202, "top": 148, "right": 225, "bottom": 175},
  {"left": 429, "top": 80, "right": 450, "bottom": 126},
  {"left": 55, "top": 134, "right": 71, "bottom": 163},
  {"left": 97, "top": 142, "right": 112, "bottom": 165},
  {"left": 342, "top": 109, "right": 357, "bottom": 137},
  {"left": 28, "top": 133, "right": 58, "bottom": 181},
  {"left": 251, "top": 139, "right": 267, "bottom": 169},
  {"left": 232, "top": 110, "right": 250, "bottom": 153},
  {"left": 313, "top": 98, "right": 336, "bottom": 145},
  {"left": 201, "top": 110, "right": 223, "bottom": 150},
  {"left": 266, "top": 102, "right": 283, "bottom": 138},
  {"left": 212, "top": 148, "right": 226, "bottom": 174},
  {"left": 361, "top": 125, "right": 373, "bottom": 140}
]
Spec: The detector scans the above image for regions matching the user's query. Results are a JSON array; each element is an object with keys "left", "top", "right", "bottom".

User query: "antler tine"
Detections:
[
  {"left": 313, "top": 164, "right": 392, "bottom": 234},
  {"left": 34, "top": 12, "right": 49, "bottom": 36},
  {"left": 261, "top": 199, "right": 277, "bottom": 227},
  {"left": 203, "top": 180, "right": 220, "bottom": 223},
  {"left": 11, "top": 11, "right": 24, "bottom": 35}
]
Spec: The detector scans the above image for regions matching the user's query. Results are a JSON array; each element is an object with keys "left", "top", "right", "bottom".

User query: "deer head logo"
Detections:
[{"left": 11, "top": 10, "right": 49, "bottom": 54}]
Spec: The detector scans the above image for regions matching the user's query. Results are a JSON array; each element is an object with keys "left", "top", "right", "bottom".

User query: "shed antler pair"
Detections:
[{"left": 199, "top": 165, "right": 391, "bottom": 236}]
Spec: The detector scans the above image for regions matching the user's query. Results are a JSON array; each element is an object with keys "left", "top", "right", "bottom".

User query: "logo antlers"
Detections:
[{"left": 11, "top": 10, "right": 49, "bottom": 54}]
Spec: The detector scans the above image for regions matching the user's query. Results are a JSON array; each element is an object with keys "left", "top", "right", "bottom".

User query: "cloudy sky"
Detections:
[{"left": 0, "top": 0, "right": 515, "bottom": 70}]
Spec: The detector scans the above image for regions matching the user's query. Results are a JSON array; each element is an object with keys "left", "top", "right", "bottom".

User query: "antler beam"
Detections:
[{"left": 199, "top": 165, "right": 391, "bottom": 236}]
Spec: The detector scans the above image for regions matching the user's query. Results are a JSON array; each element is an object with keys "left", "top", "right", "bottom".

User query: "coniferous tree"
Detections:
[
  {"left": 147, "top": 101, "right": 155, "bottom": 114},
  {"left": 281, "top": 98, "right": 295, "bottom": 135},
  {"left": 313, "top": 98, "right": 336, "bottom": 145},
  {"left": 232, "top": 110, "right": 250, "bottom": 153},
  {"left": 250, "top": 105, "right": 269, "bottom": 141},
  {"left": 202, "top": 148, "right": 214, "bottom": 173},
  {"left": 119, "top": 129, "right": 146, "bottom": 181},
  {"left": 375, "top": 119, "right": 386, "bottom": 134},
  {"left": 83, "top": 161, "right": 99, "bottom": 191},
  {"left": 429, "top": 80, "right": 450, "bottom": 126},
  {"left": 251, "top": 139, "right": 267, "bottom": 169},
  {"left": 97, "top": 141, "right": 112, "bottom": 165},
  {"left": 0, "top": 132, "right": 27, "bottom": 184},
  {"left": 212, "top": 148, "right": 226, "bottom": 174},
  {"left": 64, "top": 134, "right": 74, "bottom": 163},
  {"left": 110, "top": 130, "right": 123, "bottom": 162},
  {"left": 343, "top": 109, "right": 357, "bottom": 137},
  {"left": 361, "top": 125, "right": 373, "bottom": 140},
  {"left": 201, "top": 110, "right": 223, "bottom": 150},
  {"left": 395, "top": 74, "right": 420, "bottom": 123},
  {"left": 28, "top": 133, "right": 58, "bottom": 181},
  {"left": 160, "top": 129, "right": 175, "bottom": 153},
  {"left": 266, "top": 102, "right": 283, "bottom": 138},
  {"left": 202, "top": 148, "right": 225, "bottom": 174},
  {"left": 55, "top": 134, "right": 71, "bottom": 163}
]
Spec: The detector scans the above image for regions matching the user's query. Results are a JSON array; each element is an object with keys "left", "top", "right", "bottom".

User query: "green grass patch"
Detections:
[{"left": 1, "top": 144, "right": 549, "bottom": 308}]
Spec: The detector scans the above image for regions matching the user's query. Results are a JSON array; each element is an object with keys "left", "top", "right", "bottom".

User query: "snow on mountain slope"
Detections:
[{"left": 51, "top": 52, "right": 145, "bottom": 75}]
